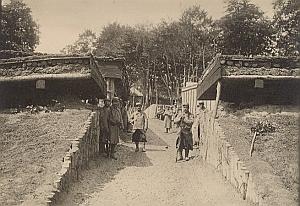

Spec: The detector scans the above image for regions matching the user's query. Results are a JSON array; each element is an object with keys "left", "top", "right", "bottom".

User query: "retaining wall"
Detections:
[
  {"left": 198, "top": 111, "right": 297, "bottom": 206},
  {"left": 22, "top": 111, "right": 100, "bottom": 206},
  {"left": 199, "top": 111, "right": 263, "bottom": 205}
]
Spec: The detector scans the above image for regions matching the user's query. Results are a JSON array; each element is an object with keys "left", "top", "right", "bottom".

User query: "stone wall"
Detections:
[{"left": 21, "top": 111, "right": 100, "bottom": 206}]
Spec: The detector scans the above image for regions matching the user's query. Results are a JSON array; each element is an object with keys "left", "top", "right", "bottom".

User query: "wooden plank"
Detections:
[
  {"left": 223, "top": 75, "right": 300, "bottom": 80},
  {"left": 197, "top": 60, "right": 222, "bottom": 99}
]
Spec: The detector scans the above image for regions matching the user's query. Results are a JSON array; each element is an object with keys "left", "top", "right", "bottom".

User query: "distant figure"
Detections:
[
  {"left": 174, "top": 103, "right": 194, "bottom": 161},
  {"left": 163, "top": 106, "right": 172, "bottom": 133},
  {"left": 108, "top": 97, "right": 123, "bottom": 160},
  {"left": 130, "top": 103, "right": 148, "bottom": 152},
  {"left": 99, "top": 99, "right": 111, "bottom": 157},
  {"left": 192, "top": 102, "right": 205, "bottom": 148},
  {"left": 121, "top": 101, "right": 129, "bottom": 132}
]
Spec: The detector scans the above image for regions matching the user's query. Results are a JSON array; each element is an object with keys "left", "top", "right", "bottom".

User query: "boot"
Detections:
[
  {"left": 185, "top": 149, "right": 189, "bottom": 161},
  {"left": 177, "top": 149, "right": 183, "bottom": 160},
  {"left": 135, "top": 142, "right": 139, "bottom": 152},
  {"left": 110, "top": 144, "right": 117, "bottom": 160}
]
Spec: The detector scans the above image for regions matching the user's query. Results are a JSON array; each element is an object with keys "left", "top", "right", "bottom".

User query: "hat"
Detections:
[{"left": 136, "top": 102, "right": 142, "bottom": 106}]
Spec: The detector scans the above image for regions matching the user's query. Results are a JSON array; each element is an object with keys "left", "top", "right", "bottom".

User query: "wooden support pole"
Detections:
[
  {"left": 213, "top": 81, "right": 222, "bottom": 119},
  {"left": 249, "top": 132, "right": 257, "bottom": 157}
]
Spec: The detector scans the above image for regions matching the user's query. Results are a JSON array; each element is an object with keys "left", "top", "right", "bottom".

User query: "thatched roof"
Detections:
[{"left": 0, "top": 54, "right": 108, "bottom": 96}]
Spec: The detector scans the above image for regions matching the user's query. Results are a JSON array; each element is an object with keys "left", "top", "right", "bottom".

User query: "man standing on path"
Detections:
[
  {"left": 99, "top": 98, "right": 111, "bottom": 157},
  {"left": 163, "top": 106, "right": 172, "bottom": 133},
  {"left": 174, "top": 103, "right": 194, "bottom": 161},
  {"left": 130, "top": 102, "right": 148, "bottom": 152},
  {"left": 108, "top": 97, "right": 123, "bottom": 160}
]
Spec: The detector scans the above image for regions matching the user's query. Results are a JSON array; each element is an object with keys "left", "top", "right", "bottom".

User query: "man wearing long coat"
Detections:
[
  {"left": 108, "top": 97, "right": 123, "bottom": 159},
  {"left": 99, "top": 99, "right": 111, "bottom": 156},
  {"left": 174, "top": 103, "right": 194, "bottom": 161}
]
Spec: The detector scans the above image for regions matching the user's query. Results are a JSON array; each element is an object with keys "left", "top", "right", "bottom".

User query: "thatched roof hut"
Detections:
[
  {"left": 0, "top": 54, "right": 108, "bottom": 108},
  {"left": 197, "top": 55, "right": 300, "bottom": 105}
]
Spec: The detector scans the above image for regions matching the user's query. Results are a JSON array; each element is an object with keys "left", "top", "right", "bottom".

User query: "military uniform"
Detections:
[{"left": 174, "top": 105, "right": 194, "bottom": 160}]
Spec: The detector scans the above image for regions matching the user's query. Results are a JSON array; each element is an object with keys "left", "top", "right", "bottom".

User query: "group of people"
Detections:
[
  {"left": 98, "top": 98, "right": 148, "bottom": 160},
  {"left": 98, "top": 97, "right": 125, "bottom": 160},
  {"left": 162, "top": 102, "right": 206, "bottom": 161}
]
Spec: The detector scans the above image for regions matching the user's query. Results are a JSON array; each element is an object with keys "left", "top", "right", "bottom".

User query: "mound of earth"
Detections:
[
  {"left": 0, "top": 109, "right": 90, "bottom": 205},
  {"left": 218, "top": 103, "right": 299, "bottom": 202}
]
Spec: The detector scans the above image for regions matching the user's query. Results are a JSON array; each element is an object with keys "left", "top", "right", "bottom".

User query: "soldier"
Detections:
[
  {"left": 130, "top": 102, "right": 148, "bottom": 152},
  {"left": 108, "top": 97, "right": 123, "bottom": 160},
  {"left": 163, "top": 106, "right": 172, "bottom": 133},
  {"left": 174, "top": 103, "right": 194, "bottom": 161},
  {"left": 99, "top": 98, "right": 111, "bottom": 157}
]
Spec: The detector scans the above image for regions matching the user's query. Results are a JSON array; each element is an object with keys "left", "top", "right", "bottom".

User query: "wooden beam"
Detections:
[
  {"left": 0, "top": 73, "right": 91, "bottom": 82},
  {"left": 213, "top": 81, "right": 222, "bottom": 119},
  {"left": 223, "top": 75, "right": 300, "bottom": 80}
]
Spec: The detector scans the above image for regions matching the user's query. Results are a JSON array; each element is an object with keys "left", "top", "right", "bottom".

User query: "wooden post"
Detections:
[
  {"left": 249, "top": 132, "right": 257, "bottom": 157},
  {"left": 0, "top": 0, "right": 2, "bottom": 49},
  {"left": 213, "top": 81, "right": 222, "bottom": 119}
]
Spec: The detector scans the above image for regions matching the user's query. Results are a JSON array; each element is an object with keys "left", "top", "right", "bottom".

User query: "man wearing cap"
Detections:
[
  {"left": 174, "top": 103, "right": 194, "bottom": 161},
  {"left": 99, "top": 98, "right": 111, "bottom": 157},
  {"left": 108, "top": 97, "right": 123, "bottom": 160},
  {"left": 130, "top": 103, "right": 148, "bottom": 152}
]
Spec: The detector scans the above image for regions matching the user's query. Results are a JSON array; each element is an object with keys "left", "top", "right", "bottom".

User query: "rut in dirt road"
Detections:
[{"left": 58, "top": 119, "right": 253, "bottom": 206}]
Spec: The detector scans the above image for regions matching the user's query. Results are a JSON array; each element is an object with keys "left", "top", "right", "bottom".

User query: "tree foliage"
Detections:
[
  {"left": 61, "top": 1, "right": 298, "bottom": 104},
  {"left": 0, "top": 1, "right": 39, "bottom": 52},
  {"left": 271, "top": 0, "right": 300, "bottom": 56},
  {"left": 61, "top": 29, "right": 97, "bottom": 54},
  {"left": 216, "top": 0, "right": 272, "bottom": 56}
]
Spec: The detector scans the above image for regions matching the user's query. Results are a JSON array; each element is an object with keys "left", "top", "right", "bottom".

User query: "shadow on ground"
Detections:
[{"left": 57, "top": 144, "right": 153, "bottom": 206}]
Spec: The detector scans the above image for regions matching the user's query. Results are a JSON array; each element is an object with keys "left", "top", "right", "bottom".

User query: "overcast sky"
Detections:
[{"left": 3, "top": 0, "right": 275, "bottom": 53}]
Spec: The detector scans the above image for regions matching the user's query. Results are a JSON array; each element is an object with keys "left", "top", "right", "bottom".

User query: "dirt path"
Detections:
[{"left": 58, "top": 119, "right": 253, "bottom": 206}]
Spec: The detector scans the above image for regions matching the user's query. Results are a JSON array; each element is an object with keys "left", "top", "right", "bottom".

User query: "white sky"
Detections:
[{"left": 3, "top": 0, "right": 275, "bottom": 53}]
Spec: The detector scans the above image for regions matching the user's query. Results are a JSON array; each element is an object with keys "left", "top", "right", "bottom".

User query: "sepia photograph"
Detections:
[{"left": 0, "top": 0, "right": 299, "bottom": 205}]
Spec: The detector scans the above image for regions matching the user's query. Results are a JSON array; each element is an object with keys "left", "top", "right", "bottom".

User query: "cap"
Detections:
[{"left": 136, "top": 102, "right": 142, "bottom": 106}]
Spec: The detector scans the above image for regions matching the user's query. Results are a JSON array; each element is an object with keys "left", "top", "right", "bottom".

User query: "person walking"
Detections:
[
  {"left": 99, "top": 98, "right": 111, "bottom": 157},
  {"left": 174, "top": 103, "right": 194, "bottom": 161},
  {"left": 108, "top": 97, "right": 123, "bottom": 160},
  {"left": 163, "top": 106, "right": 172, "bottom": 133},
  {"left": 130, "top": 102, "right": 148, "bottom": 152}
]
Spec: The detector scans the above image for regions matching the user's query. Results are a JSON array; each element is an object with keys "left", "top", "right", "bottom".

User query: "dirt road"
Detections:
[{"left": 58, "top": 119, "right": 253, "bottom": 206}]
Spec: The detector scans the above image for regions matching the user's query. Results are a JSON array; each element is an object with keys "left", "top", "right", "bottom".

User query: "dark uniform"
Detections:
[{"left": 174, "top": 103, "right": 194, "bottom": 161}]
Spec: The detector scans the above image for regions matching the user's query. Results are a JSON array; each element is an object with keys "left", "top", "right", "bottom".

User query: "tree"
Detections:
[
  {"left": 179, "top": 5, "right": 215, "bottom": 81},
  {"left": 217, "top": 0, "right": 272, "bottom": 56},
  {"left": 271, "top": 0, "right": 300, "bottom": 56},
  {"left": 61, "top": 29, "right": 97, "bottom": 54},
  {"left": 0, "top": 1, "right": 39, "bottom": 52}
]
